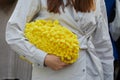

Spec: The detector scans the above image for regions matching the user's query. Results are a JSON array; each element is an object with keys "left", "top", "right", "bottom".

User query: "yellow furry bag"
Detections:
[{"left": 24, "top": 19, "right": 80, "bottom": 64}]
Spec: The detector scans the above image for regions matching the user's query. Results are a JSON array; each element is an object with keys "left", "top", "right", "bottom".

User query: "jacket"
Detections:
[{"left": 6, "top": 0, "right": 114, "bottom": 80}]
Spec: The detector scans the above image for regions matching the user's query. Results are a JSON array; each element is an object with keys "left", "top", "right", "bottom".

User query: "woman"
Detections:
[{"left": 6, "top": 0, "right": 114, "bottom": 80}]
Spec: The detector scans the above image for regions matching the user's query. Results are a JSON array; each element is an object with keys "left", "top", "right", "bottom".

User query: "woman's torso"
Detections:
[{"left": 32, "top": 0, "right": 103, "bottom": 80}]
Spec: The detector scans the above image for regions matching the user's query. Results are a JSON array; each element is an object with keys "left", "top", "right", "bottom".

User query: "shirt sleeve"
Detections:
[
  {"left": 6, "top": 0, "right": 47, "bottom": 68},
  {"left": 93, "top": 0, "right": 114, "bottom": 80},
  {"left": 100, "top": 0, "right": 108, "bottom": 24}
]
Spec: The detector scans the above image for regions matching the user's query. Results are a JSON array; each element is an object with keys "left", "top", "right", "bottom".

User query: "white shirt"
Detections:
[{"left": 6, "top": 0, "right": 114, "bottom": 80}]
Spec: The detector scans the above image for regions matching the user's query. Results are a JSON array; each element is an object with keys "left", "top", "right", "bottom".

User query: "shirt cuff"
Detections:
[{"left": 32, "top": 49, "right": 47, "bottom": 68}]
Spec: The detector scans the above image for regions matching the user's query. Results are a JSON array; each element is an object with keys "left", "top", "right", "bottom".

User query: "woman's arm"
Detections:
[
  {"left": 5, "top": 0, "right": 47, "bottom": 68},
  {"left": 94, "top": 14, "right": 114, "bottom": 80},
  {"left": 93, "top": 0, "right": 114, "bottom": 80}
]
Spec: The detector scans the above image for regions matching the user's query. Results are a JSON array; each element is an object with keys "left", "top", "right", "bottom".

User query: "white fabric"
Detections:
[
  {"left": 100, "top": 0, "right": 108, "bottom": 23},
  {"left": 110, "top": 0, "right": 120, "bottom": 41},
  {"left": 6, "top": 0, "right": 114, "bottom": 80}
]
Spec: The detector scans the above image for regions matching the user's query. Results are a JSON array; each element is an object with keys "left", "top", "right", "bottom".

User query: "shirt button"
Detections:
[
  {"left": 38, "top": 64, "right": 40, "bottom": 66},
  {"left": 83, "top": 69, "right": 85, "bottom": 72}
]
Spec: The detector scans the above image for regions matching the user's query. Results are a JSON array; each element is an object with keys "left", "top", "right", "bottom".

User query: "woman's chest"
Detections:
[{"left": 39, "top": 0, "right": 97, "bottom": 36}]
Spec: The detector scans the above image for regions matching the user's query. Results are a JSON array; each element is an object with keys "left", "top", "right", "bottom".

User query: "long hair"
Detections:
[{"left": 47, "top": 0, "right": 96, "bottom": 13}]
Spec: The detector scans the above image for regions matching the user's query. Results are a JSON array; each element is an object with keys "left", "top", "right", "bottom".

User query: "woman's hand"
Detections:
[{"left": 44, "top": 54, "right": 68, "bottom": 70}]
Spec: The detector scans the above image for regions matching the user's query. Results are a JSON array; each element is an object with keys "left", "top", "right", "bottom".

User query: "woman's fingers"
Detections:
[{"left": 44, "top": 54, "right": 69, "bottom": 70}]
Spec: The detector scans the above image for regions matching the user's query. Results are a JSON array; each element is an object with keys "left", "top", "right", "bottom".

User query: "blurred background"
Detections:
[{"left": 0, "top": 0, "right": 32, "bottom": 80}]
